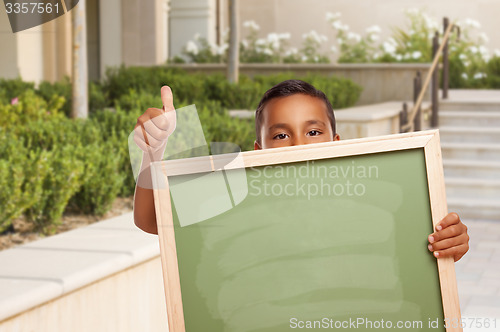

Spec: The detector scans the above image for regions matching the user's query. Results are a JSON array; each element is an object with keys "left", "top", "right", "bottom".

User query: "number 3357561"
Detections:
[{"left": 5, "top": 2, "right": 60, "bottom": 14}]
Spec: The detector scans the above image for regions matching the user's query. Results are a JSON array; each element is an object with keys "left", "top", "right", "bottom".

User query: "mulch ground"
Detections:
[{"left": 0, "top": 197, "right": 134, "bottom": 251}]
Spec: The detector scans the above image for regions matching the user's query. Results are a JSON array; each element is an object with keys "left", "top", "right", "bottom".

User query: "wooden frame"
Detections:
[{"left": 151, "top": 129, "right": 462, "bottom": 332}]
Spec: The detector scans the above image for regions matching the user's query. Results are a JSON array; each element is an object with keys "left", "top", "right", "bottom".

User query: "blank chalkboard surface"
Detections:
[{"left": 151, "top": 130, "right": 462, "bottom": 332}]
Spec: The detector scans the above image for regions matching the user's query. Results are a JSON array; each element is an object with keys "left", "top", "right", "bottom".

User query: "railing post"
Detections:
[
  {"left": 413, "top": 71, "right": 422, "bottom": 131},
  {"left": 431, "top": 31, "right": 439, "bottom": 127},
  {"left": 400, "top": 102, "right": 408, "bottom": 133},
  {"left": 442, "top": 17, "right": 450, "bottom": 99}
]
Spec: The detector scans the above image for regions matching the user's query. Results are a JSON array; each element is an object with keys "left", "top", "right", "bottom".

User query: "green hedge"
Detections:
[{"left": 0, "top": 67, "right": 361, "bottom": 234}]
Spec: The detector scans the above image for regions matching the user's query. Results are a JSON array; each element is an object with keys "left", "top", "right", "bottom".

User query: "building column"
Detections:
[{"left": 168, "top": 0, "right": 216, "bottom": 60}]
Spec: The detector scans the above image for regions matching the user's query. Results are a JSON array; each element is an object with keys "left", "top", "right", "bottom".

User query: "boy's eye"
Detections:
[
  {"left": 307, "top": 130, "right": 322, "bottom": 137},
  {"left": 273, "top": 133, "right": 289, "bottom": 140}
]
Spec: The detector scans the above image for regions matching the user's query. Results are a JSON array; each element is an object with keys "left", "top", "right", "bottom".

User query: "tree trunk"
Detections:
[
  {"left": 71, "top": 0, "right": 88, "bottom": 119},
  {"left": 226, "top": 0, "right": 239, "bottom": 84}
]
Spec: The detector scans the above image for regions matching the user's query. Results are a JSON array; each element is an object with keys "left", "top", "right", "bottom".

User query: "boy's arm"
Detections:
[
  {"left": 133, "top": 86, "right": 176, "bottom": 235},
  {"left": 134, "top": 154, "right": 158, "bottom": 234},
  {"left": 427, "top": 212, "right": 469, "bottom": 262}
]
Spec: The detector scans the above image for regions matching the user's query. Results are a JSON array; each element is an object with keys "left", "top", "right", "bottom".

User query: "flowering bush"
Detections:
[
  {"left": 175, "top": 21, "right": 331, "bottom": 64},
  {"left": 325, "top": 9, "right": 497, "bottom": 88}
]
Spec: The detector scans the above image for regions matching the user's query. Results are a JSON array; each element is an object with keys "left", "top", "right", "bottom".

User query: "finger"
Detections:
[
  {"left": 429, "top": 223, "right": 466, "bottom": 244},
  {"left": 133, "top": 132, "right": 150, "bottom": 152},
  {"left": 143, "top": 118, "right": 170, "bottom": 142},
  {"left": 152, "top": 109, "right": 176, "bottom": 137},
  {"left": 150, "top": 110, "right": 175, "bottom": 135},
  {"left": 431, "top": 243, "right": 469, "bottom": 262},
  {"left": 428, "top": 233, "right": 469, "bottom": 252},
  {"left": 435, "top": 212, "right": 460, "bottom": 231},
  {"left": 161, "top": 86, "right": 175, "bottom": 112},
  {"left": 134, "top": 124, "right": 148, "bottom": 145}
]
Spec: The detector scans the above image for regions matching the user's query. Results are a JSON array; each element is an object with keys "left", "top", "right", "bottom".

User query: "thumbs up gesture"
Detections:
[
  {"left": 134, "top": 86, "right": 176, "bottom": 161},
  {"left": 133, "top": 86, "right": 177, "bottom": 189}
]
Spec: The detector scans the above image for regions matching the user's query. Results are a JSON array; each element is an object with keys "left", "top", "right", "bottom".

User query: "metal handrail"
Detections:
[{"left": 401, "top": 19, "right": 458, "bottom": 132}]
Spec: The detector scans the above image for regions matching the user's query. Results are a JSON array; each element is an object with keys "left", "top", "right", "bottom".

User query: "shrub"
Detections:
[
  {"left": 486, "top": 56, "right": 500, "bottom": 88},
  {"left": 24, "top": 145, "right": 84, "bottom": 234}
]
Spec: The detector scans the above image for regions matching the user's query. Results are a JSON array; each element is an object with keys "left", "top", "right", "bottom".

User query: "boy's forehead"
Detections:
[{"left": 262, "top": 94, "right": 329, "bottom": 125}]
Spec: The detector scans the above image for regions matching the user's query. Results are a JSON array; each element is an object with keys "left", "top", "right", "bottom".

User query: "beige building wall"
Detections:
[
  {"left": 213, "top": 0, "right": 500, "bottom": 61},
  {"left": 0, "top": 0, "right": 169, "bottom": 83},
  {"left": 169, "top": 0, "right": 217, "bottom": 59},
  {"left": 0, "top": 8, "right": 19, "bottom": 79}
]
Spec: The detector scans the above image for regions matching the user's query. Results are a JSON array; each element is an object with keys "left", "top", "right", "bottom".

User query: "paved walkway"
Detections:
[{"left": 455, "top": 219, "right": 500, "bottom": 331}]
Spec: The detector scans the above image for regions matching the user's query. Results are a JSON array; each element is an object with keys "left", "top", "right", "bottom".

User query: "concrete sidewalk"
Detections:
[{"left": 455, "top": 219, "right": 500, "bottom": 329}]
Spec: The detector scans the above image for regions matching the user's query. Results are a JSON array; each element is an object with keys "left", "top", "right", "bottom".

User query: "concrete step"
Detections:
[
  {"left": 439, "top": 111, "right": 500, "bottom": 127},
  {"left": 441, "top": 142, "right": 500, "bottom": 161},
  {"left": 447, "top": 197, "right": 500, "bottom": 222},
  {"left": 439, "top": 101, "right": 500, "bottom": 112},
  {"left": 439, "top": 127, "right": 500, "bottom": 143},
  {"left": 443, "top": 159, "right": 500, "bottom": 179},
  {"left": 445, "top": 177, "right": 500, "bottom": 201}
]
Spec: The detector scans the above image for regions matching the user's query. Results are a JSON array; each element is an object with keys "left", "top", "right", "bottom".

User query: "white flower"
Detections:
[
  {"left": 383, "top": 42, "right": 396, "bottom": 54},
  {"left": 262, "top": 48, "right": 273, "bottom": 56},
  {"left": 469, "top": 46, "right": 478, "bottom": 54},
  {"left": 473, "top": 72, "right": 486, "bottom": 79},
  {"left": 366, "top": 25, "right": 382, "bottom": 34},
  {"left": 241, "top": 39, "right": 249, "bottom": 48},
  {"left": 412, "top": 51, "right": 422, "bottom": 59},
  {"left": 185, "top": 41, "right": 198, "bottom": 55},
  {"left": 326, "top": 12, "right": 341, "bottom": 21},
  {"left": 463, "top": 61, "right": 470, "bottom": 67},
  {"left": 330, "top": 45, "right": 337, "bottom": 53},
  {"left": 373, "top": 53, "right": 380, "bottom": 59},
  {"left": 369, "top": 34, "right": 379, "bottom": 41},
  {"left": 285, "top": 47, "right": 298, "bottom": 56},
  {"left": 209, "top": 43, "right": 218, "bottom": 55},
  {"left": 395, "top": 54, "right": 403, "bottom": 61},
  {"left": 256, "top": 38, "right": 266, "bottom": 46},
  {"left": 243, "top": 20, "right": 260, "bottom": 31},
  {"left": 461, "top": 73, "right": 468, "bottom": 79},
  {"left": 347, "top": 32, "right": 361, "bottom": 42},
  {"left": 217, "top": 43, "right": 228, "bottom": 55},
  {"left": 408, "top": 29, "right": 415, "bottom": 36},
  {"left": 479, "top": 32, "right": 489, "bottom": 43},
  {"left": 313, "top": 55, "right": 319, "bottom": 62},
  {"left": 464, "top": 18, "right": 481, "bottom": 29},
  {"left": 337, "top": 38, "right": 344, "bottom": 45},
  {"left": 303, "top": 30, "right": 327, "bottom": 44},
  {"left": 423, "top": 14, "right": 438, "bottom": 29},
  {"left": 479, "top": 45, "right": 488, "bottom": 55},
  {"left": 459, "top": 54, "right": 467, "bottom": 60},
  {"left": 494, "top": 49, "right": 500, "bottom": 57},
  {"left": 387, "top": 37, "right": 397, "bottom": 46},
  {"left": 301, "top": 55, "right": 308, "bottom": 62}
]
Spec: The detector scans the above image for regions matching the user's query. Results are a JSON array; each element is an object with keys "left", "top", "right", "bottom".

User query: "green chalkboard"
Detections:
[
  {"left": 153, "top": 130, "right": 460, "bottom": 331},
  {"left": 166, "top": 147, "right": 445, "bottom": 331}
]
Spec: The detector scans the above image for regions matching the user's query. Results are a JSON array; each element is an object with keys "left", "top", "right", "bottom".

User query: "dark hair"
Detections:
[{"left": 255, "top": 79, "right": 336, "bottom": 145}]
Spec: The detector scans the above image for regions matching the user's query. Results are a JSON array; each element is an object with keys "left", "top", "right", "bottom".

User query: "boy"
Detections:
[{"left": 133, "top": 80, "right": 469, "bottom": 262}]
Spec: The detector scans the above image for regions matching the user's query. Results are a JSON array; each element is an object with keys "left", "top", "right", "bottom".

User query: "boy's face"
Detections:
[{"left": 255, "top": 94, "right": 340, "bottom": 150}]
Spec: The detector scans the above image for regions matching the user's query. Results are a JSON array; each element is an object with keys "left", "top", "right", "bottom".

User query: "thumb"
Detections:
[{"left": 161, "top": 85, "right": 175, "bottom": 112}]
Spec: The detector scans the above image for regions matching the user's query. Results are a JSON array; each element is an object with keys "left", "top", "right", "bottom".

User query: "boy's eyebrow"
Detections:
[
  {"left": 268, "top": 120, "right": 327, "bottom": 132},
  {"left": 267, "top": 123, "right": 291, "bottom": 132},
  {"left": 304, "top": 120, "right": 327, "bottom": 127}
]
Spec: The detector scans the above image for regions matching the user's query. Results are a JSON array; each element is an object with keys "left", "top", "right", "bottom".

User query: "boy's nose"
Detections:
[{"left": 291, "top": 136, "right": 307, "bottom": 146}]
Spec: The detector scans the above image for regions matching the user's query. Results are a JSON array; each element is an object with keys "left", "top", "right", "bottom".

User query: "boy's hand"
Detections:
[
  {"left": 427, "top": 212, "right": 469, "bottom": 262},
  {"left": 133, "top": 85, "right": 176, "bottom": 161}
]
